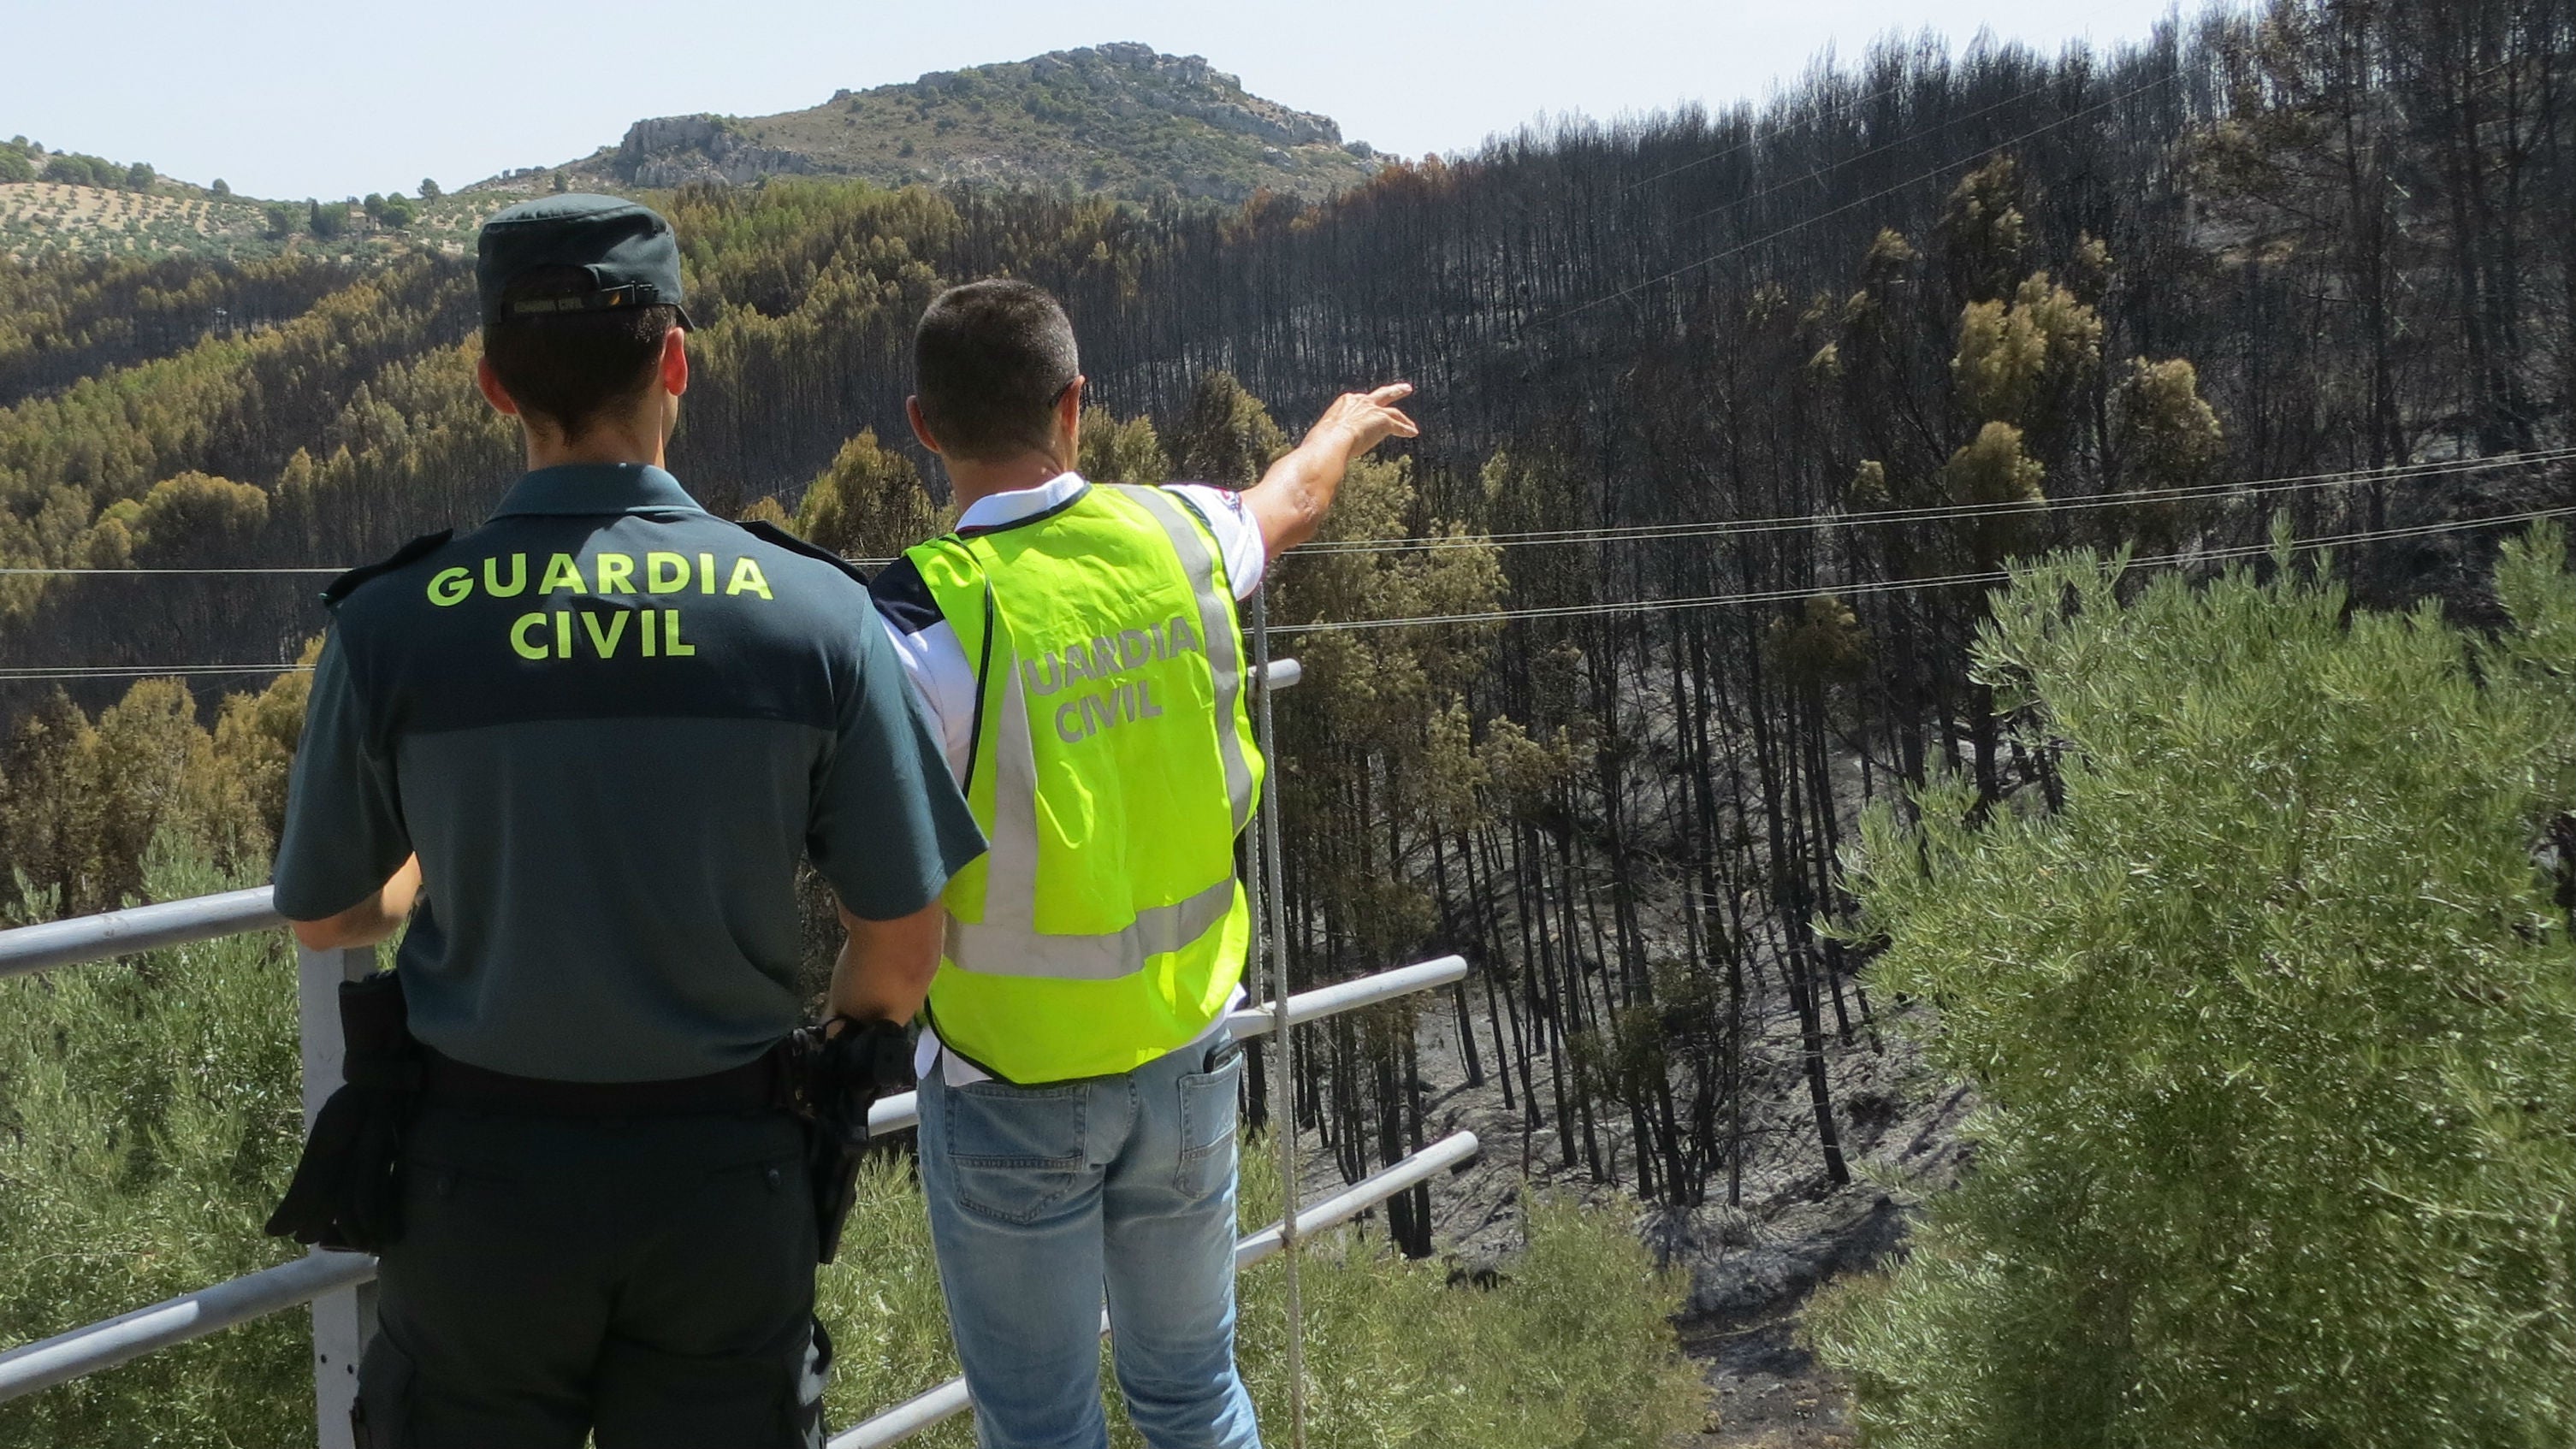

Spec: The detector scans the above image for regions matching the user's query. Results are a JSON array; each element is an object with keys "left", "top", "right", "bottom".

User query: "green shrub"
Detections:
[
  {"left": 0, "top": 845, "right": 321, "bottom": 1447},
  {"left": 820, "top": 1137, "right": 1701, "bottom": 1449},
  {"left": 1810, "top": 525, "right": 2576, "bottom": 1447},
  {"left": 806, "top": 1108, "right": 1709, "bottom": 1446},
  {"left": 39, "top": 155, "right": 119, "bottom": 189},
  {"left": 3, "top": 838, "right": 1698, "bottom": 1447},
  {"left": 1227, "top": 1168, "right": 1703, "bottom": 1449}
]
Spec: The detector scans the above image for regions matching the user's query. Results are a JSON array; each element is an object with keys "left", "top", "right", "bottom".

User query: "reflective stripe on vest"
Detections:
[
  {"left": 1115, "top": 484, "right": 1258, "bottom": 836},
  {"left": 944, "top": 873, "right": 1237, "bottom": 981}
]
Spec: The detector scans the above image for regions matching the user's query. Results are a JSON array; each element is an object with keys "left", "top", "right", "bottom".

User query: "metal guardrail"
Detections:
[
  {"left": 860, "top": 955, "right": 1466, "bottom": 1138},
  {"left": 0, "top": 885, "right": 281, "bottom": 980},
  {"left": 0, "top": 935, "right": 1470, "bottom": 1442},
  {"left": 0, "top": 657, "right": 1497, "bottom": 1442},
  {"left": 0, "top": 885, "right": 378, "bottom": 1441},
  {"left": 0, "top": 955, "right": 1468, "bottom": 1403},
  {"left": 0, "top": 1252, "right": 376, "bottom": 1402},
  {"left": 1225, "top": 955, "right": 1461, "bottom": 1039},
  {"left": 833, "top": 1129, "right": 1483, "bottom": 1449}
]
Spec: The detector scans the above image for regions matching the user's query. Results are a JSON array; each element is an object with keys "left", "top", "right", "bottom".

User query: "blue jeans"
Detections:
[{"left": 917, "top": 1040, "right": 1260, "bottom": 1449}]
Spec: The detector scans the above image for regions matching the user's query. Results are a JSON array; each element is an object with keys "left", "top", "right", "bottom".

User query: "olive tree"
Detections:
[{"left": 1813, "top": 524, "right": 2576, "bottom": 1447}]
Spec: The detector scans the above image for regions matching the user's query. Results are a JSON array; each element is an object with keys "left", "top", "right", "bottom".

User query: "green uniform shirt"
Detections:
[{"left": 273, "top": 463, "right": 986, "bottom": 1083}]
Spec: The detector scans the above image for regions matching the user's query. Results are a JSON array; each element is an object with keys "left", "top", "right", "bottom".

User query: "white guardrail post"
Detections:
[{"left": 296, "top": 941, "right": 380, "bottom": 1449}]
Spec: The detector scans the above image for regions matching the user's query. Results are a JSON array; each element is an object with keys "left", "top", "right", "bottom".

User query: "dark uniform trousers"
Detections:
[{"left": 354, "top": 1104, "right": 828, "bottom": 1449}]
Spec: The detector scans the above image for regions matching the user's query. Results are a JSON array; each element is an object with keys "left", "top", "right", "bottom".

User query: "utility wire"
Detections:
[
  {"left": 15, "top": 506, "right": 2567, "bottom": 679},
  {"left": 0, "top": 664, "right": 310, "bottom": 681},
  {"left": 1273, "top": 504, "right": 2576, "bottom": 636},
  {"left": 1539, "top": 68, "right": 2182, "bottom": 330},
  {"left": 22, "top": 448, "right": 2560, "bottom": 583},
  {"left": 0, "top": 561, "right": 905, "bottom": 578},
  {"left": 1661, "top": 71, "right": 2086, "bottom": 233},
  {"left": 1620, "top": 75, "right": 1918, "bottom": 192},
  {"left": 1300, "top": 447, "right": 2576, "bottom": 556},
  {"left": 0, "top": 565, "right": 344, "bottom": 577}
]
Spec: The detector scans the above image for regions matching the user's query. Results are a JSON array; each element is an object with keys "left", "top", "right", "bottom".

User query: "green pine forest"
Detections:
[{"left": 4, "top": 0, "right": 2576, "bottom": 1442}]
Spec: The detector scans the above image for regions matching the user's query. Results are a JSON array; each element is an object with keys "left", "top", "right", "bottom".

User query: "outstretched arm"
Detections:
[{"left": 1241, "top": 382, "right": 1419, "bottom": 558}]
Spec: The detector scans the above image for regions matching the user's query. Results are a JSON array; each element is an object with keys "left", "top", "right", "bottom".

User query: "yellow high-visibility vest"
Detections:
[{"left": 909, "top": 482, "right": 1264, "bottom": 1083}]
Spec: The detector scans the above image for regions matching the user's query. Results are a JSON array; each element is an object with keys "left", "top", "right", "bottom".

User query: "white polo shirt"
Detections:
[{"left": 870, "top": 471, "right": 1266, "bottom": 1085}]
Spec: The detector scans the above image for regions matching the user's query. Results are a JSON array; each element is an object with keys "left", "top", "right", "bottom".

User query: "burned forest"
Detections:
[{"left": 2, "top": 0, "right": 2573, "bottom": 1262}]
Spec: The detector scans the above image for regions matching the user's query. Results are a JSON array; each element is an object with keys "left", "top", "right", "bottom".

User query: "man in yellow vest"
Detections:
[{"left": 871, "top": 279, "right": 1414, "bottom": 1449}]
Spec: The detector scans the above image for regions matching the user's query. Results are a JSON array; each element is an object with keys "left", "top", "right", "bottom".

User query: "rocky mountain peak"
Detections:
[{"left": 483, "top": 42, "right": 1379, "bottom": 204}]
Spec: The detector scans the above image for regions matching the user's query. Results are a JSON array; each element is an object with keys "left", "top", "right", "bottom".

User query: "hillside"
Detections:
[
  {"left": 1, "top": 138, "right": 282, "bottom": 263},
  {"left": 3, "top": 12, "right": 2575, "bottom": 1440},
  {"left": 2, "top": 44, "right": 1379, "bottom": 264},
  {"left": 0, "top": 138, "right": 511, "bottom": 265},
  {"left": 472, "top": 44, "right": 1382, "bottom": 204},
  {"left": 0, "top": 181, "right": 512, "bottom": 266},
  {"left": 0, "top": 182, "right": 264, "bottom": 263}
]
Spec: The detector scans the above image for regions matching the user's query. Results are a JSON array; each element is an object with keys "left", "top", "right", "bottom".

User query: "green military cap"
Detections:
[{"left": 476, "top": 193, "right": 694, "bottom": 329}]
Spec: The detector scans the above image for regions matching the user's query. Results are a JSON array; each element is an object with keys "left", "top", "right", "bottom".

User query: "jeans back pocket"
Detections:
[
  {"left": 941, "top": 1079, "right": 1092, "bottom": 1226},
  {"left": 1174, "top": 1053, "right": 1242, "bottom": 1201}
]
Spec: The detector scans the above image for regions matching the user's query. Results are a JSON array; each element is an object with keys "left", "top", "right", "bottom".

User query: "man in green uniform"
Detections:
[
  {"left": 870, "top": 279, "right": 1415, "bottom": 1448},
  {"left": 271, "top": 195, "right": 986, "bottom": 1448}
]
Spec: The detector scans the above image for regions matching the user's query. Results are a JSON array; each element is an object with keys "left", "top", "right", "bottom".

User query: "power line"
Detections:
[
  {"left": 0, "top": 664, "right": 309, "bottom": 682},
  {"left": 1539, "top": 69, "right": 2182, "bottom": 331},
  {"left": 0, "top": 553, "right": 902, "bottom": 578},
  {"left": 8, "top": 447, "right": 2561, "bottom": 594},
  {"left": 1273, "top": 505, "right": 2576, "bottom": 636},
  {"left": 1620, "top": 76, "right": 1918, "bottom": 192},
  {"left": 1661, "top": 72, "right": 2082, "bottom": 233},
  {"left": 1299, "top": 448, "right": 2576, "bottom": 557},
  {"left": 0, "top": 566, "right": 343, "bottom": 577},
  {"left": 15, "top": 506, "right": 2566, "bottom": 679}
]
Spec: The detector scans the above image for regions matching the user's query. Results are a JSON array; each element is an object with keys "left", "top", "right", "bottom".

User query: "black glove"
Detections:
[
  {"left": 785, "top": 1016, "right": 915, "bottom": 1264},
  {"left": 265, "top": 971, "right": 420, "bottom": 1253}
]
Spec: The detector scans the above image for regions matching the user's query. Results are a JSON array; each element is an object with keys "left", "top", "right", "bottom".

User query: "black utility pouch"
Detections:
[
  {"left": 784, "top": 1018, "right": 915, "bottom": 1265},
  {"left": 265, "top": 970, "right": 422, "bottom": 1253}
]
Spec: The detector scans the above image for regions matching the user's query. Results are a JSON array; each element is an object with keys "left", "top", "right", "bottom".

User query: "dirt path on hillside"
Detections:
[{"left": 1679, "top": 1308, "right": 1856, "bottom": 1446}]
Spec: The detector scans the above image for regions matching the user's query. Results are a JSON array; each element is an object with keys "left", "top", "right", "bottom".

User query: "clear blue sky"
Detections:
[{"left": 2, "top": 0, "right": 2189, "bottom": 201}]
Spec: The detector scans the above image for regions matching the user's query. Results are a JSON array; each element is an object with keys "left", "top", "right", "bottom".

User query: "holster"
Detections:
[
  {"left": 782, "top": 1019, "right": 915, "bottom": 1265},
  {"left": 264, "top": 970, "right": 421, "bottom": 1254}
]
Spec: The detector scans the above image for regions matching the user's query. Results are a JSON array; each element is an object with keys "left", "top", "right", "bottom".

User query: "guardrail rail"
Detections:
[{"left": 0, "top": 648, "right": 1493, "bottom": 1446}]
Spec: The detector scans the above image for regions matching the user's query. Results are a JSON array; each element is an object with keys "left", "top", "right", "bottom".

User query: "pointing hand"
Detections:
[
  {"left": 1246, "top": 383, "right": 1424, "bottom": 557},
  {"left": 1305, "top": 382, "right": 1420, "bottom": 463}
]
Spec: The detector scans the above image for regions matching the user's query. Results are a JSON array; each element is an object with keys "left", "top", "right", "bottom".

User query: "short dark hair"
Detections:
[
  {"left": 481, "top": 266, "right": 680, "bottom": 438},
  {"left": 914, "top": 280, "right": 1079, "bottom": 462}
]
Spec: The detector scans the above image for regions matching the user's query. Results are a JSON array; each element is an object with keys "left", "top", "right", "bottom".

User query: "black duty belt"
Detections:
[{"left": 420, "top": 1044, "right": 785, "bottom": 1115}]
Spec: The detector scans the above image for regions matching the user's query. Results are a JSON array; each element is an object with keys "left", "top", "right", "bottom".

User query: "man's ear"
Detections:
[
  {"left": 475, "top": 355, "right": 521, "bottom": 417},
  {"left": 1056, "top": 376, "right": 1086, "bottom": 454},
  {"left": 906, "top": 395, "right": 945, "bottom": 458},
  {"left": 658, "top": 327, "right": 689, "bottom": 398}
]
